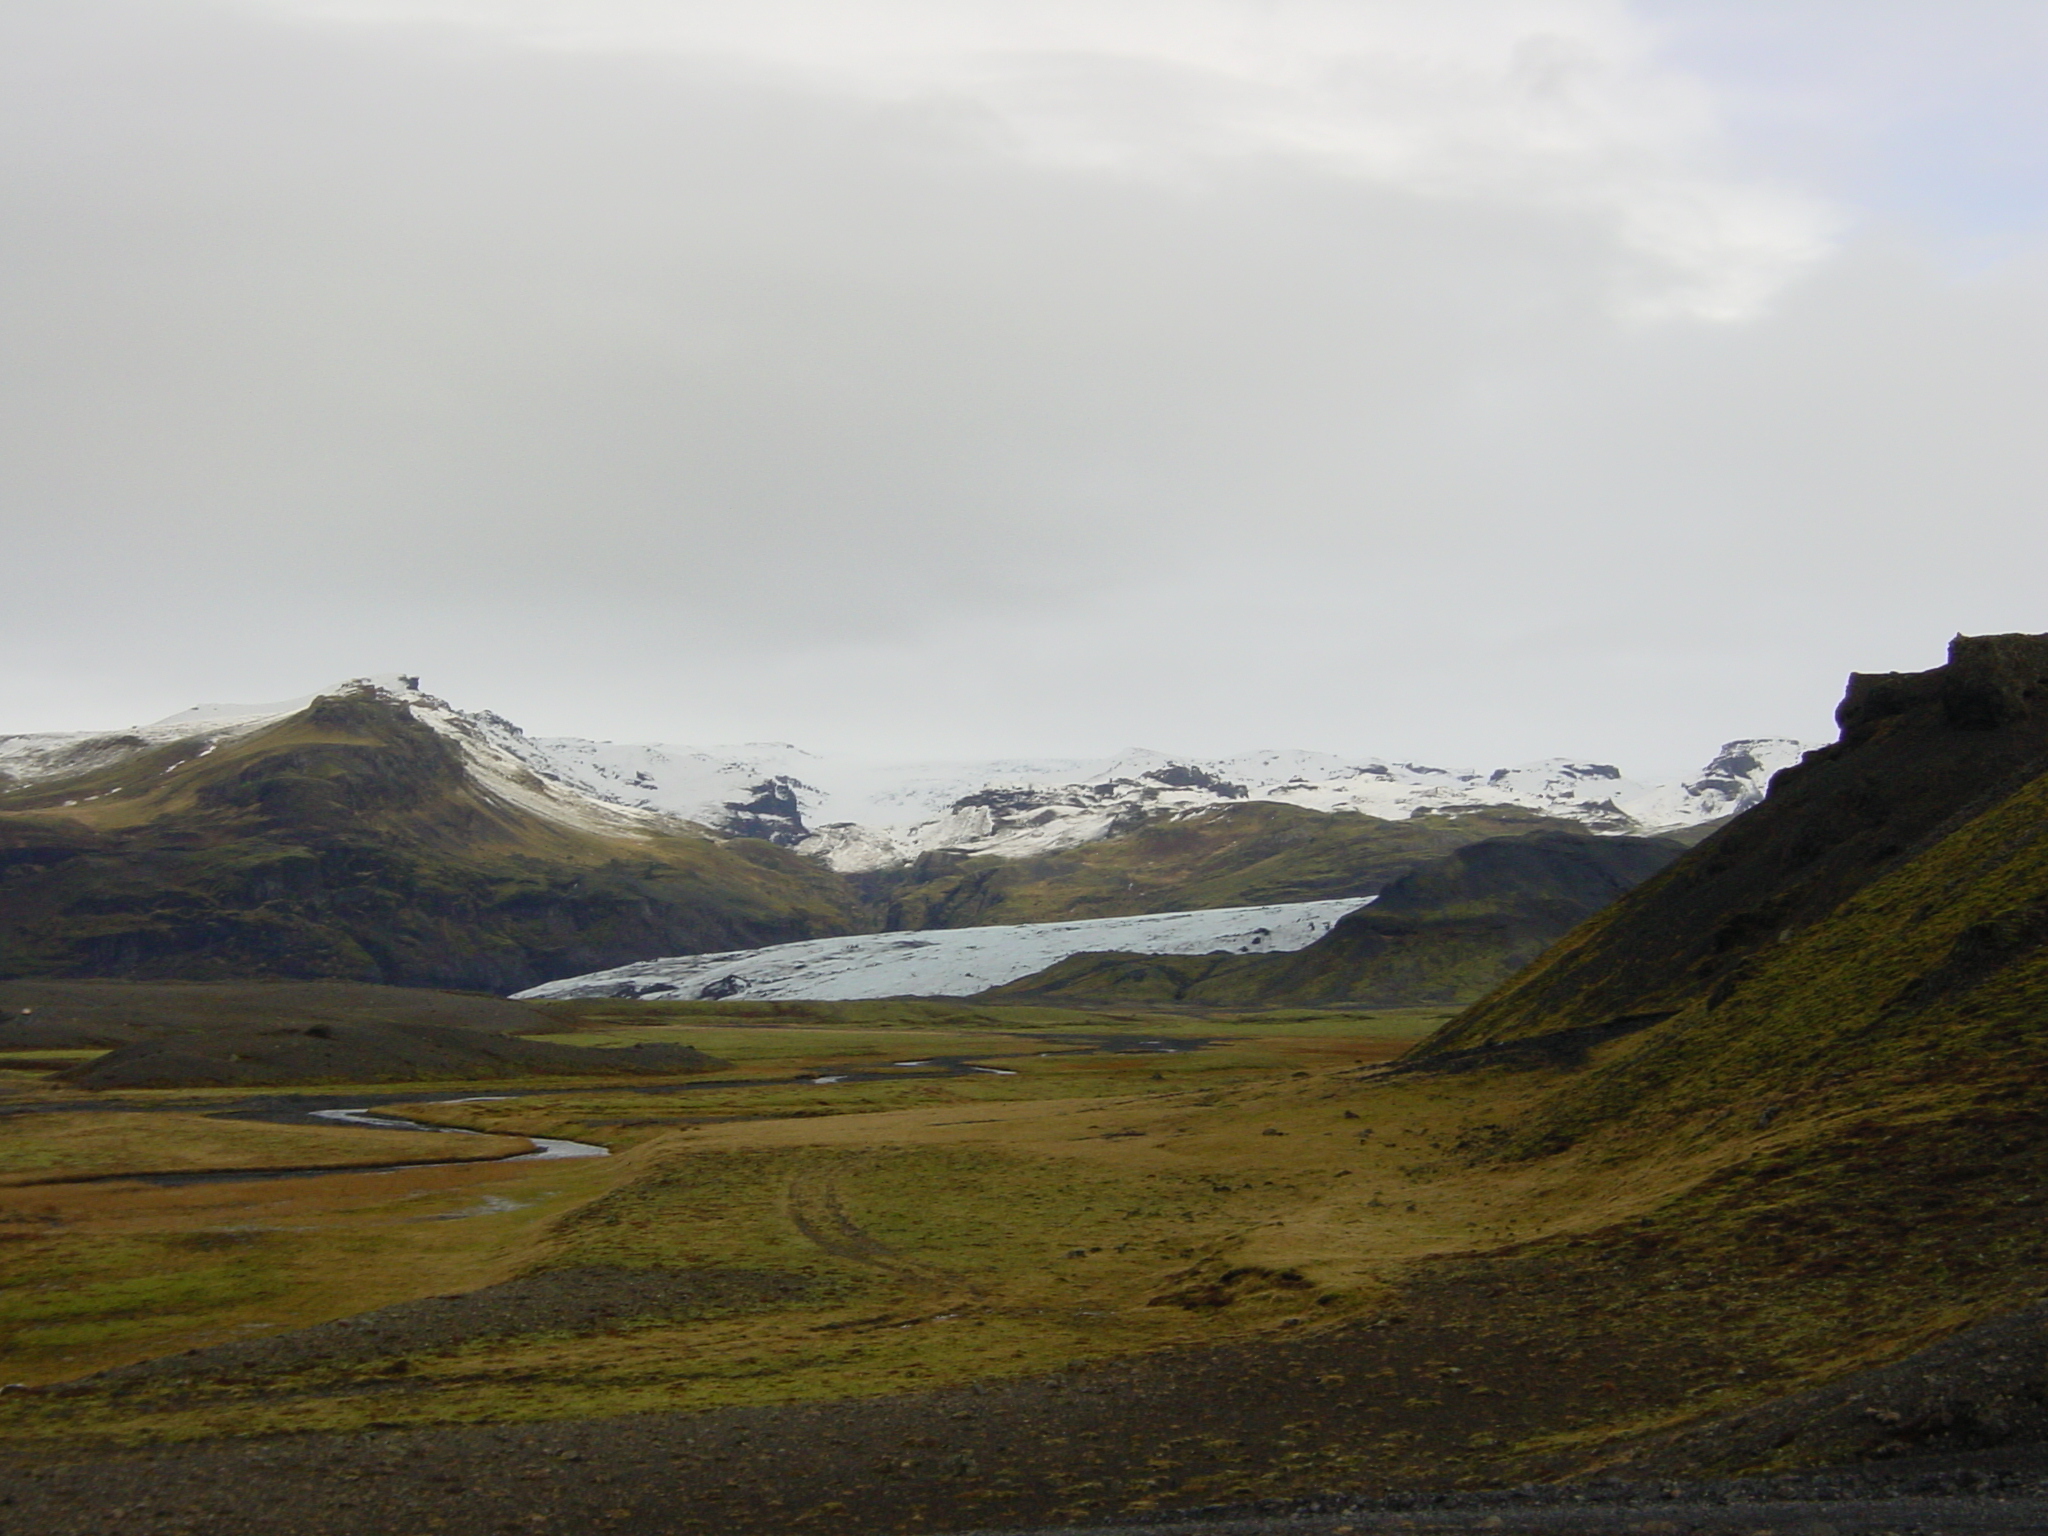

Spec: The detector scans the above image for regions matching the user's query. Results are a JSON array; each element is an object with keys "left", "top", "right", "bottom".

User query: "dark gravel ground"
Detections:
[
  {"left": 973, "top": 1446, "right": 2048, "bottom": 1533},
  {"left": 54, "top": 1266, "right": 818, "bottom": 1393},
  {"left": 9, "top": 1300, "right": 2048, "bottom": 1536},
  {"left": 6, "top": 1422, "right": 2048, "bottom": 1536},
  {"left": 14, "top": 1280, "right": 2038, "bottom": 1536}
]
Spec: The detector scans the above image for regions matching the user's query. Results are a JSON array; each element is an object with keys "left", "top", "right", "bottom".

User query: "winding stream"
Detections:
[
  {"left": 309, "top": 1104, "right": 608, "bottom": 1162},
  {"left": 10, "top": 1032, "right": 1218, "bottom": 1187}
]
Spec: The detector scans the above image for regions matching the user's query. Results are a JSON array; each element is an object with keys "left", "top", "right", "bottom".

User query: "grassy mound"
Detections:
[
  {"left": 61, "top": 1019, "right": 729, "bottom": 1089},
  {"left": 0, "top": 978, "right": 556, "bottom": 1049}
]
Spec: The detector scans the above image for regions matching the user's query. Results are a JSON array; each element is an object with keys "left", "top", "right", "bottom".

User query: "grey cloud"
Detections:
[{"left": 3, "top": 1, "right": 2046, "bottom": 782}]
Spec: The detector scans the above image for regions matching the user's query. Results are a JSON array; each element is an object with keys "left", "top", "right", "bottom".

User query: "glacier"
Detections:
[{"left": 511, "top": 898, "right": 1373, "bottom": 1002}]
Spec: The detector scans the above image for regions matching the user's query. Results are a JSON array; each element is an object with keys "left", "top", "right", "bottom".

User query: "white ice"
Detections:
[{"left": 512, "top": 897, "right": 1374, "bottom": 1002}]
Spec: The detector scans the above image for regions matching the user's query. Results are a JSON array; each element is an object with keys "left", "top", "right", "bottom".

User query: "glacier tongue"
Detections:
[{"left": 512, "top": 898, "right": 1373, "bottom": 1002}]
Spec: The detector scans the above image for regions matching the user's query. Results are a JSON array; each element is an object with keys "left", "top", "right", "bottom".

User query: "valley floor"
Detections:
[{"left": 0, "top": 999, "right": 2043, "bottom": 1533}]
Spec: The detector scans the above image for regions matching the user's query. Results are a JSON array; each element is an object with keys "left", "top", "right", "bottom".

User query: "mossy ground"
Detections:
[
  {"left": 0, "top": 1005, "right": 1468, "bottom": 1440},
  {"left": 0, "top": 1110, "right": 530, "bottom": 1182}
]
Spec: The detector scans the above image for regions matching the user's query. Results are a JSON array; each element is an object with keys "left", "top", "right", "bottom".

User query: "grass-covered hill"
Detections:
[
  {"left": 856, "top": 800, "right": 1588, "bottom": 929},
  {"left": 0, "top": 689, "right": 861, "bottom": 991},
  {"left": 1388, "top": 633, "right": 2048, "bottom": 1200},
  {"left": 978, "top": 829, "right": 1682, "bottom": 1006}
]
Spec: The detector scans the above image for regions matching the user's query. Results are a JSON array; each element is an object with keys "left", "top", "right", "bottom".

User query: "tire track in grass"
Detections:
[{"left": 785, "top": 1160, "right": 972, "bottom": 1295}]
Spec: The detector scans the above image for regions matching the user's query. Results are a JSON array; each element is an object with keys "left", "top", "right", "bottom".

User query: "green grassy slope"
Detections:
[
  {"left": 0, "top": 691, "right": 861, "bottom": 991},
  {"left": 1487, "top": 717, "right": 2048, "bottom": 1160},
  {"left": 978, "top": 830, "right": 1681, "bottom": 1007}
]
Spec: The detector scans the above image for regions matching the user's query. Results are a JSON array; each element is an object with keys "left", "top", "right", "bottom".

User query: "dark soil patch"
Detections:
[
  {"left": 0, "top": 1260, "right": 1777, "bottom": 1534},
  {"left": 1606, "top": 1300, "right": 2048, "bottom": 1476}
]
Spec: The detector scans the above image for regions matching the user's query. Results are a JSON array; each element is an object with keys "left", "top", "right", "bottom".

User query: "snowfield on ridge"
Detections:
[
  {"left": 512, "top": 899, "right": 1373, "bottom": 1002},
  {"left": 0, "top": 677, "right": 1815, "bottom": 872}
]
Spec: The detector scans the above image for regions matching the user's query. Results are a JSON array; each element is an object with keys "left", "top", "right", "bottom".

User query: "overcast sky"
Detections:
[{"left": 6, "top": 1, "right": 2048, "bottom": 777}]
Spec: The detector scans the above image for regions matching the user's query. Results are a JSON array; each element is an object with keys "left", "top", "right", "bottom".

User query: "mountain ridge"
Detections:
[
  {"left": 0, "top": 685, "right": 861, "bottom": 990},
  {"left": 1, "top": 675, "right": 1813, "bottom": 872}
]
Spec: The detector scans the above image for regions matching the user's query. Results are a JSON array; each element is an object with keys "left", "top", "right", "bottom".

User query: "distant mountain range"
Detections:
[
  {"left": 0, "top": 675, "right": 1812, "bottom": 868},
  {"left": 0, "top": 676, "right": 1814, "bottom": 992}
]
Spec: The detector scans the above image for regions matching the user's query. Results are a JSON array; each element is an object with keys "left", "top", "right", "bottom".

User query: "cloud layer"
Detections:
[{"left": 2, "top": 1, "right": 2045, "bottom": 776}]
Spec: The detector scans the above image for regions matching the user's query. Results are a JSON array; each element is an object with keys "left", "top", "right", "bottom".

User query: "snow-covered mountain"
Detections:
[
  {"left": 0, "top": 677, "right": 1814, "bottom": 871},
  {"left": 0, "top": 675, "right": 681, "bottom": 844},
  {"left": 513, "top": 898, "right": 1372, "bottom": 1002}
]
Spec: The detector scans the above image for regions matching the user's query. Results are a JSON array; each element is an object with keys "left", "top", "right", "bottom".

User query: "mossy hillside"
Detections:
[
  {"left": 1486, "top": 744, "right": 2048, "bottom": 1167},
  {"left": 1375, "top": 639, "right": 2048, "bottom": 1397},
  {"left": 1424, "top": 632, "right": 2048, "bottom": 1055},
  {"left": 858, "top": 801, "right": 1585, "bottom": 929},
  {"left": 0, "top": 694, "right": 861, "bottom": 991},
  {"left": 979, "top": 832, "right": 1681, "bottom": 1008}
]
